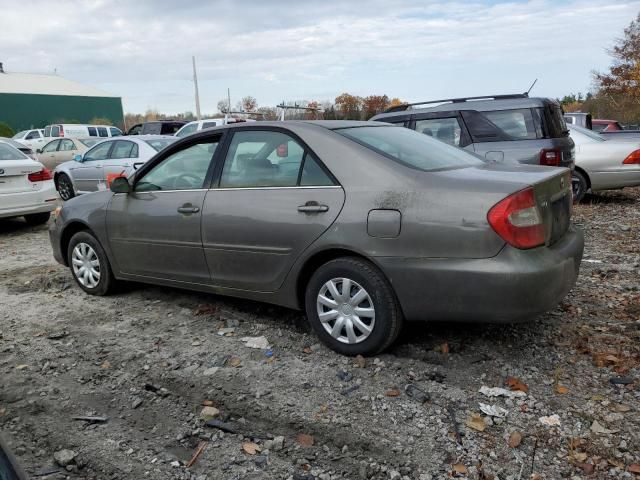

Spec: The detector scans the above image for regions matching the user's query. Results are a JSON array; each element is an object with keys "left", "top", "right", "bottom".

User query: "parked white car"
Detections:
[
  {"left": 569, "top": 125, "right": 640, "bottom": 201},
  {"left": 54, "top": 135, "right": 177, "bottom": 200},
  {"left": 44, "top": 124, "right": 123, "bottom": 139},
  {"left": 12, "top": 128, "right": 46, "bottom": 149},
  {"left": 175, "top": 118, "right": 255, "bottom": 138},
  {"left": 0, "top": 142, "right": 57, "bottom": 225},
  {"left": 0, "top": 137, "right": 37, "bottom": 160}
]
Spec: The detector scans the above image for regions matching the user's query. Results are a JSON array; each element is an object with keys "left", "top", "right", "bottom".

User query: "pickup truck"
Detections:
[{"left": 564, "top": 113, "right": 640, "bottom": 140}]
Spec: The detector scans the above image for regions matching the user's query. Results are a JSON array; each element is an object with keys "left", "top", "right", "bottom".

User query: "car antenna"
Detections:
[{"left": 525, "top": 78, "right": 538, "bottom": 97}]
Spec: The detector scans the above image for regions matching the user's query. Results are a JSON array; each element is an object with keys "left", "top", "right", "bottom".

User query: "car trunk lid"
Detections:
[{"left": 0, "top": 159, "right": 45, "bottom": 194}]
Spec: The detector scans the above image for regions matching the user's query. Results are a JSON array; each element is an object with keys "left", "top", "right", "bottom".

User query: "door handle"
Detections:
[
  {"left": 177, "top": 204, "right": 200, "bottom": 214},
  {"left": 298, "top": 201, "right": 329, "bottom": 213}
]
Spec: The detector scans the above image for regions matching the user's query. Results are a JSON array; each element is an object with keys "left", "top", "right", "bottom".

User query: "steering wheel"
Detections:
[{"left": 171, "top": 173, "right": 202, "bottom": 190}]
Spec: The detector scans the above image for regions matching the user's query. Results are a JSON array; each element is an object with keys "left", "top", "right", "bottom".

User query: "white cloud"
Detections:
[{"left": 0, "top": 0, "right": 638, "bottom": 112}]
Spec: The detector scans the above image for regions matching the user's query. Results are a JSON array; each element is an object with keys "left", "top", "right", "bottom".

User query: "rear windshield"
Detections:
[
  {"left": 570, "top": 125, "right": 604, "bottom": 142},
  {"left": 337, "top": 126, "right": 483, "bottom": 171},
  {"left": 0, "top": 143, "right": 28, "bottom": 160},
  {"left": 12, "top": 131, "right": 27, "bottom": 139},
  {"left": 144, "top": 139, "right": 176, "bottom": 151}
]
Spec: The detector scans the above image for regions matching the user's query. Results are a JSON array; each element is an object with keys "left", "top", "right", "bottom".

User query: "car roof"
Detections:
[
  {"left": 185, "top": 120, "right": 387, "bottom": 135},
  {"left": 372, "top": 96, "right": 556, "bottom": 120}
]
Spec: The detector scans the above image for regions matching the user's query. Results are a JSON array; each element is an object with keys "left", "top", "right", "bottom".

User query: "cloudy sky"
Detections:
[{"left": 1, "top": 0, "right": 638, "bottom": 114}]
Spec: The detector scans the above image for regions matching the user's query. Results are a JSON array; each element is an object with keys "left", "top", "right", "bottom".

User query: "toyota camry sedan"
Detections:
[{"left": 49, "top": 121, "right": 583, "bottom": 355}]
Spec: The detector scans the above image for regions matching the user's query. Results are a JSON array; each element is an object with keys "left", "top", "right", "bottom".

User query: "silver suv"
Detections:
[{"left": 371, "top": 94, "right": 575, "bottom": 170}]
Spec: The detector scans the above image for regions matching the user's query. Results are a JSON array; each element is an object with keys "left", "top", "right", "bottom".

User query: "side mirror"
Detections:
[
  {"left": 73, "top": 154, "right": 83, "bottom": 162},
  {"left": 110, "top": 176, "right": 131, "bottom": 194},
  {"left": 36, "top": 148, "right": 42, "bottom": 154}
]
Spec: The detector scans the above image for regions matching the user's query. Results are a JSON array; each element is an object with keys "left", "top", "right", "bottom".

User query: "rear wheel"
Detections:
[
  {"left": 305, "top": 257, "right": 403, "bottom": 356},
  {"left": 57, "top": 173, "right": 75, "bottom": 201},
  {"left": 572, "top": 170, "right": 588, "bottom": 203},
  {"left": 24, "top": 212, "right": 50, "bottom": 225},
  {"left": 67, "top": 231, "right": 116, "bottom": 295}
]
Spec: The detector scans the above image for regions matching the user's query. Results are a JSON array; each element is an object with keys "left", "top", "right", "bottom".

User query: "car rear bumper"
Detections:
[
  {"left": 0, "top": 186, "right": 58, "bottom": 219},
  {"left": 376, "top": 226, "right": 584, "bottom": 323}
]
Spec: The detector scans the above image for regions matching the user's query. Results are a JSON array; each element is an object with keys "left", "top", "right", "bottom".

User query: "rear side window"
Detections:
[
  {"left": 142, "top": 123, "right": 161, "bottom": 135},
  {"left": 111, "top": 140, "right": 137, "bottom": 158},
  {"left": 87, "top": 127, "right": 97, "bottom": 136},
  {"left": 337, "top": 126, "right": 482, "bottom": 171},
  {"left": 544, "top": 105, "right": 569, "bottom": 138},
  {"left": 144, "top": 139, "right": 176, "bottom": 151},
  {"left": 97, "top": 127, "right": 108, "bottom": 137},
  {"left": 482, "top": 109, "right": 538, "bottom": 140},
  {"left": 415, "top": 118, "right": 462, "bottom": 146},
  {"left": 44, "top": 126, "right": 51, "bottom": 137},
  {"left": 51, "top": 126, "right": 60, "bottom": 137}
]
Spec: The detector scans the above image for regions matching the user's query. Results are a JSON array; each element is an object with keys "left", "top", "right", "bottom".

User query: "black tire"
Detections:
[
  {"left": 57, "top": 173, "right": 75, "bottom": 201},
  {"left": 24, "top": 212, "right": 50, "bottom": 225},
  {"left": 572, "top": 170, "right": 588, "bottom": 203},
  {"left": 304, "top": 257, "right": 403, "bottom": 356},
  {"left": 67, "top": 231, "right": 116, "bottom": 295}
]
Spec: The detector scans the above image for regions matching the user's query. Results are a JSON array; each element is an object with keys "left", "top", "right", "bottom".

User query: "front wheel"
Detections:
[
  {"left": 305, "top": 257, "right": 403, "bottom": 356},
  {"left": 67, "top": 231, "right": 116, "bottom": 295},
  {"left": 57, "top": 173, "right": 75, "bottom": 201},
  {"left": 572, "top": 170, "right": 588, "bottom": 203}
]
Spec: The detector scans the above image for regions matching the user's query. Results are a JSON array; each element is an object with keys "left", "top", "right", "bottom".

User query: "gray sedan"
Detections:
[
  {"left": 53, "top": 135, "right": 177, "bottom": 200},
  {"left": 49, "top": 121, "right": 583, "bottom": 355}
]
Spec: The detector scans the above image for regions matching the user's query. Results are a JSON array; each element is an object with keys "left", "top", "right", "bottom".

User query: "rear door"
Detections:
[
  {"left": 55, "top": 139, "right": 78, "bottom": 167},
  {"left": 71, "top": 141, "right": 112, "bottom": 193},
  {"left": 106, "top": 136, "right": 222, "bottom": 283},
  {"left": 201, "top": 128, "right": 345, "bottom": 291}
]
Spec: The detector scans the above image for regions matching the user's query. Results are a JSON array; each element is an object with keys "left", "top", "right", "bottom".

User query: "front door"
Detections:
[
  {"left": 72, "top": 141, "right": 112, "bottom": 193},
  {"left": 38, "top": 139, "right": 60, "bottom": 170},
  {"left": 106, "top": 138, "right": 221, "bottom": 284},
  {"left": 202, "top": 129, "right": 345, "bottom": 292}
]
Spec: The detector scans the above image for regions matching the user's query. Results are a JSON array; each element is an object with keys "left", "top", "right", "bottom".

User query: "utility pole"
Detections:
[{"left": 192, "top": 56, "right": 201, "bottom": 120}]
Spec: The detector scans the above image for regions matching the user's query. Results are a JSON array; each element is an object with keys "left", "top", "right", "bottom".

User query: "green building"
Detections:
[{"left": 0, "top": 64, "right": 124, "bottom": 131}]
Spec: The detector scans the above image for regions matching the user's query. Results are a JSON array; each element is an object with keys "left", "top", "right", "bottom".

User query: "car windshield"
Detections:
[
  {"left": 79, "top": 138, "right": 103, "bottom": 147},
  {"left": 0, "top": 143, "right": 28, "bottom": 160},
  {"left": 570, "top": 125, "right": 604, "bottom": 142},
  {"left": 144, "top": 139, "right": 176, "bottom": 152},
  {"left": 12, "top": 130, "right": 27, "bottom": 139},
  {"left": 336, "top": 125, "right": 483, "bottom": 171}
]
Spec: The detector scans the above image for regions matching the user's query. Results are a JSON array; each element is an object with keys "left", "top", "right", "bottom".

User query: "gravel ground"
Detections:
[{"left": 1, "top": 188, "right": 639, "bottom": 480}]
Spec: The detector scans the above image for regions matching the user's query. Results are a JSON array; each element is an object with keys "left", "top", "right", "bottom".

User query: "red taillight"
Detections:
[
  {"left": 540, "top": 149, "right": 561, "bottom": 166},
  {"left": 28, "top": 168, "right": 53, "bottom": 182},
  {"left": 487, "top": 187, "right": 545, "bottom": 249},
  {"left": 59, "top": 125, "right": 64, "bottom": 137},
  {"left": 623, "top": 149, "right": 640, "bottom": 165}
]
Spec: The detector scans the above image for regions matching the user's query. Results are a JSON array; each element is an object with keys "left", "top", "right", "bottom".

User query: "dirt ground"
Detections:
[{"left": 1, "top": 188, "right": 639, "bottom": 480}]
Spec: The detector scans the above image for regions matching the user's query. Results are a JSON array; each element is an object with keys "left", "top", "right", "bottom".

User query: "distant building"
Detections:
[{"left": 0, "top": 63, "right": 124, "bottom": 131}]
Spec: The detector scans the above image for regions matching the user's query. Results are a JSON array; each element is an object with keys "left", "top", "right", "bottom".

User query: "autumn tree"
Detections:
[
  {"left": 388, "top": 97, "right": 405, "bottom": 108},
  {"left": 335, "top": 93, "right": 363, "bottom": 120},
  {"left": 362, "top": 95, "right": 390, "bottom": 119},
  {"left": 593, "top": 13, "right": 640, "bottom": 122},
  {"left": 217, "top": 99, "right": 230, "bottom": 114},
  {"left": 241, "top": 96, "right": 258, "bottom": 112}
]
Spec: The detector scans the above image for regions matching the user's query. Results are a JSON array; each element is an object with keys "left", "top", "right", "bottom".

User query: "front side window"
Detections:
[
  {"left": 135, "top": 140, "right": 218, "bottom": 192},
  {"left": 337, "top": 125, "right": 482, "bottom": 171},
  {"left": 415, "top": 118, "right": 462, "bottom": 146},
  {"left": 110, "top": 127, "right": 122, "bottom": 137},
  {"left": 483, "top": 109, "right": 538, "bottom": 140},
  {"left": 42, "top": 140, "right": 60, "bottom": 153},
  {"left": 25, "top": 130, "right": 41, "bottom": 140},
  {"left": 59, "top": 139, "right": 76, "bottom": 151},
  {"left": 84, "top": 141, "right": 113, "bottom": 162},
  {"left": 97, "top": 127, "right": 108, "bottom": 137},
  {"left": 111, "top": 140, "right": 137, "bottom": 159},
  {"left": 220, "top": 131, "right": 307, "bottom": 188},
  {"left": 176, "top": 123, "right": 198, "bottom": 137}
]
